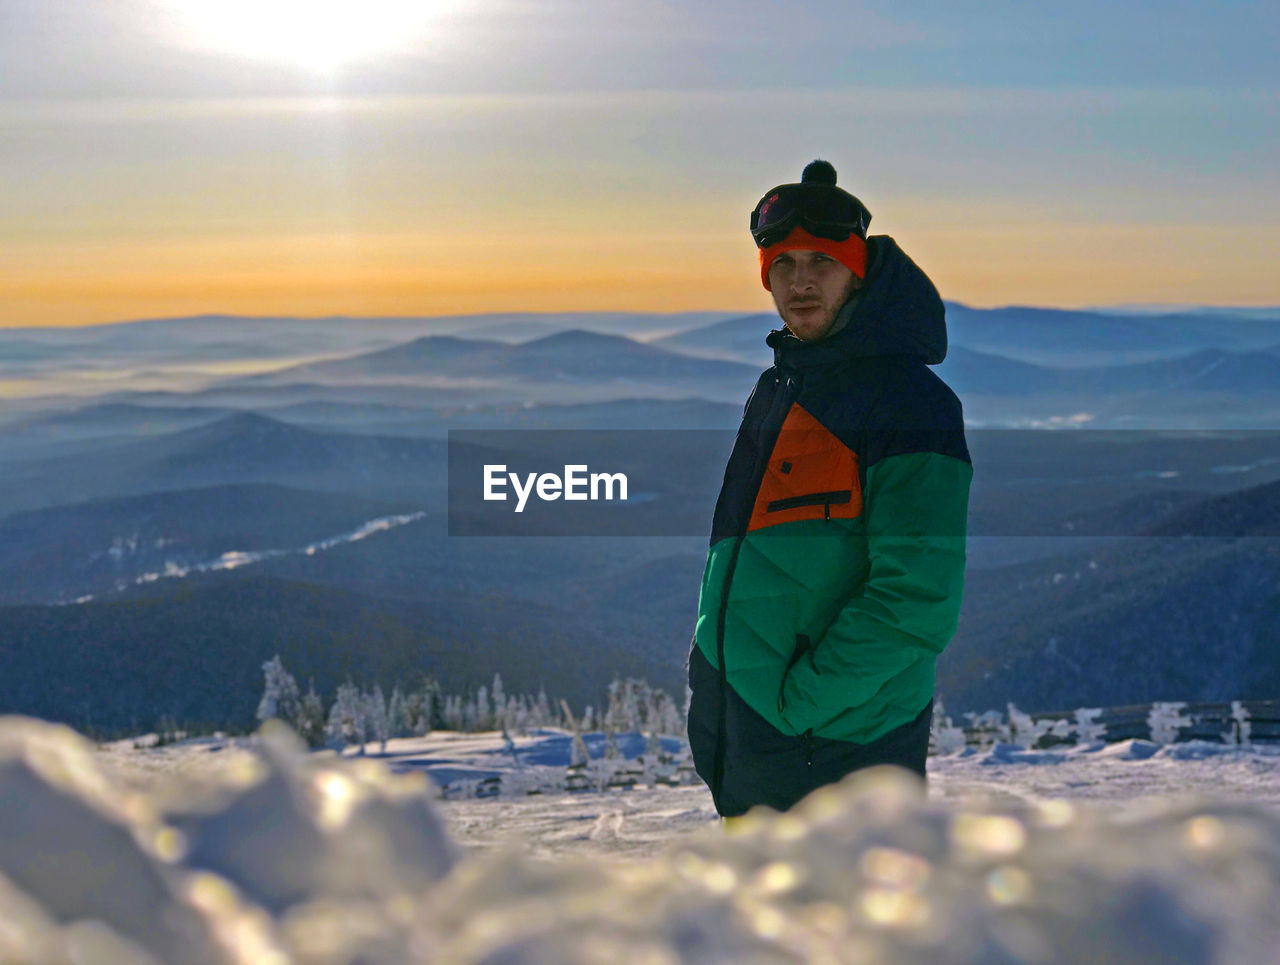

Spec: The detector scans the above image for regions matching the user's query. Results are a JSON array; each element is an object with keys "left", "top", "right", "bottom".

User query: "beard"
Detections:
[{"left": 781, "top": 275, "right": 862, "bottom": 342}]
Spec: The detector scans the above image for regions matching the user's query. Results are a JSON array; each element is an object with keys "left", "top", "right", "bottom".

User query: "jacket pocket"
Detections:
[
  {"left": 766, "top": 490, "right": 852, "bottom": 521},
  {"left": 776, "top": 633, "right": 812, "bottom": 714}
]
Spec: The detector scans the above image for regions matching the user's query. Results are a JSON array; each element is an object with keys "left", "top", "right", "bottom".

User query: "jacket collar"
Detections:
[{"left": 766, "top": 235, "right": 948, "bottom": 370}]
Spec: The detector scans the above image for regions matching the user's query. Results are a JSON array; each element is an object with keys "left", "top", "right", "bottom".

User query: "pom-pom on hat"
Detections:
[
  {"left": 801, "top": 159, "right": 838, "bottom": 185},
  {"left": 753, "top": 160, "right": 871, "bottom": 290}
]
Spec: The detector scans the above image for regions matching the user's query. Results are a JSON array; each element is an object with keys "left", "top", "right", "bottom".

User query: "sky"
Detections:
[{"left": 1, "top": 0, "right": 1277, "bottom": 327}]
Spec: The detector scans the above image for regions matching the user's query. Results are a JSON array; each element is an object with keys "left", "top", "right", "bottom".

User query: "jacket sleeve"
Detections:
[{"left": 778, "top": 374, "right": 972, "bottom": 736}]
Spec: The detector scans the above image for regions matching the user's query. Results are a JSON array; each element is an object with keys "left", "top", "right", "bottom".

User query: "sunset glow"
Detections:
[
  {"left": 163, "top": 0, "right": 452, "bottom": 70},
  {"left": 2, "top": 2, "right": 1276, "bottom": 327}
]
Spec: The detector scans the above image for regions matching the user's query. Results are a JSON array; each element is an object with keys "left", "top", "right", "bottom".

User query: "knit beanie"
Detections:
[{"left": 757, "top": 161, "right": 869, "bottom": 290}]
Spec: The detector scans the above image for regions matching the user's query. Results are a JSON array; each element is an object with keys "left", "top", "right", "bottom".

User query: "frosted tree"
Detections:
[
  {"left": 476, "top": 685, "right": 491, "bottom": 731},
  {"left": 349, "top": 685, "right": 372, "bottom": 754},
  {"left": 387, "top": 685, "right": 406, "bottom": 739},
  {"left": 296, "top": 681, "right": 327, "bottom": 749},
  {"left": 409, "top": 678, "right": 441, "bottom": 734},
  {"left": 491, "top": 674, "right": 506, "bottom": 730},
  {"left": 651, "top": 691, "right": 683, "bottom": 737},
  {"left": 442, "top": 695, "right": 463, "bottom": 731},
  {"left": 400, "top": 691, "right": 424, "bottom": 737},
  {"left": 534, "top": 688, "right": 551, "bottom": 729},
  {"left": 605, "top": 678, "right": 646, "bottom": 733},
  {"left": 326, "top": 681, "right": 364, "bottom": 752},
  {"left": 645, "top": 729, "right": 663, "bottom": 757},
  {"left": 559, "top": 698, "right": 591, "bottom": 771},
  {"left": 632, "top": 730, "right": 658, "bottom": 785},
  {"left": 929, "top": 700, "right": 967, "bottom": 755},
  {"left": 625, "top": 680, "right": 645, "bottom": 731},
  {"left": 1007, "top": 703, "right": 1050, "bottom": 749},
  {"left": 581, "top": 705, "right": 595, "bottom": 733},
  {"left": 367, "top": 684, "right": 390, "bottom": 754},
  {"left": 1148, "top": 701, "right": 1193, "bottom": 745},
  {"left": 604, "top": 727, "right": 622, "bottom": 761},
  {"left": 1074, "top": 707, "right": 1107, "bottom": 744},
  {"left": 1225, "top": 700, "right": 1252, "bottom": 746},
  {"left": 256, "top": 655, "right": 302, "bottom": 727},
  {"left": 507, "top": 696, "right": 527, "bottom": 736}
]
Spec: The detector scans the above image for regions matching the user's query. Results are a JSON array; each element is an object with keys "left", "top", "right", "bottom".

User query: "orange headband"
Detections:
[{"left": 759, "top": 226, "right": 868, "bottom": 290}]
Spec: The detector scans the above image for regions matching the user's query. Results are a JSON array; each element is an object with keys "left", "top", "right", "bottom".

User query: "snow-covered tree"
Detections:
[
  {"left": 534, "top": 688, "right": 551, "bottom": 729},
  {"left": 570, "top": 730, "right": 590, "bottom": 768},
  {"left": 1074, "top": 707, "right": 1107, "bottom": 744},
  {"left": 581, "top": 705, "right": 594, "bottom": 733},
  {"left": 648, "top": 690, "right": 683, "bottom": 737},
  {"left": 387, "top": 685, "right": 407, "bottom": 739},
  {"left": 603, "top": 728, "right": 622, "bottom": 761},
  {"left": 604, "top": 681, "right": 619, "bottom": 731},
  {"left": 367, "top": 684, "right": 390, "bottom": 754},
  {"left": 407, "top": 693, "right": 430, "bottom": 736},
  {"left": 1148, "top": 701, "right": 1193, "bottom": 745},
  {"left": 256, "top": 655, "right": 302, "bottom": 727},
  {"left": 296, "top": 681, "right": 327, "bottom": 748},
  {"left": 405, "top": 678, "right": 440, "bottom": 735},
  {"left": 1007, "top": 703, "right": 1052, "bottom": 749},
  {"left": 1225, "top": 701, "right": 1252, "bottom": 746},
  {"left": 442, "top": 695, "right": 463, "bottom": 731},
  {"left": 929, "top": 700, "right": 967, "bottom": 755},
  {"left": 508, "top": 695, "right": 527, "bottom": 736},
  {"left": 326, "top": 681, "right": 364, "bottom": 752},
  {"left": 556, "top": 698, "right": 590, "bottom": 769},
  {"left": 605, "top": 678, "right": 647, "bottom": 733},
  {"left": 491, "top": 674, "right": 506, "bottom": 730}
]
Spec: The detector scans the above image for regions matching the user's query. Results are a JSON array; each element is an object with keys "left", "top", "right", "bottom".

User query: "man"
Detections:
[{"left": 686, "top": 160, "right": 972, "bottom": 818}]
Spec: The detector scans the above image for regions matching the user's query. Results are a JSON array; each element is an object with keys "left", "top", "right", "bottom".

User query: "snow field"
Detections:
[{"left": 4, "top": 716, "right": 1280, "bottom": 963}]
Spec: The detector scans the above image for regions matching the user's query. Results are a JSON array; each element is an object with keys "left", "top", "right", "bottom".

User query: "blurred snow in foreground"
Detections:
[{"left": 4, "top": 717, "right": 1280, "bottom": 964}]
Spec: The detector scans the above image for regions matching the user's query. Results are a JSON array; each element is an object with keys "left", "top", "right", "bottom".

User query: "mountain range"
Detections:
[
  {"left": 234, "top": 329, "right": 759, "bottom": 388},
  {"left": 1, "top": 304, "right": 1278, "bottom": 732},
  {"left": 0, "top": 412, "right": 446, "bottom": 516},
  {"left": 0, "top": 574, "right": 660, "bottom": 735},
  {"left": 940, "top": 480, "right": 1280, "bottom": 714}
]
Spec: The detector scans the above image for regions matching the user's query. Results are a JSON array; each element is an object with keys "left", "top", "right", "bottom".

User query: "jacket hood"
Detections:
[{"left": 766, "top": 235, "right": 947, "bottom": 369}]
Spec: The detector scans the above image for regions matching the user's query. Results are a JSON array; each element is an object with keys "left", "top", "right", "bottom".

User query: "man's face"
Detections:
[{"left": 768, "top": 249, "right": 861, "bottom": 341}]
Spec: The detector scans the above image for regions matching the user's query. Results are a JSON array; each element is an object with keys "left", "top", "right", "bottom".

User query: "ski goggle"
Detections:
[{"left": 750, "top": 183, "right": 872, "bottom": 249}]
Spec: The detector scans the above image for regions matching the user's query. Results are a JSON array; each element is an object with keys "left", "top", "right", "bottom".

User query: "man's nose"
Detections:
[{"left": 790, "top": 265, "right": 816, "bottom": 291}]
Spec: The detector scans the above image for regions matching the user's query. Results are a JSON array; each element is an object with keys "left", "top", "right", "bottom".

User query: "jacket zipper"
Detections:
[
  {"left": 712, "top": 368, "right": 801, "bottom": 798},
  {"left": 765, "top": 490, "right": 852, "bottom": 514},
  {"left": 777, "top": 633, "right": 811, "bottom": 714},
  {"left": 777, "top": 635, "right": 817, "bottom": 767}
]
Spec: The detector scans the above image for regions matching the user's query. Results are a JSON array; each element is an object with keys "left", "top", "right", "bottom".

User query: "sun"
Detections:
[{"left": 165, "top": 0, "right": 452, "bottom": 71}]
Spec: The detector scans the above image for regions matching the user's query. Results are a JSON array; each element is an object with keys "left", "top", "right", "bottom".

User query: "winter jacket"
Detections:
[{"left": 687, "top": 235, "right": 972, "bottom": 817}]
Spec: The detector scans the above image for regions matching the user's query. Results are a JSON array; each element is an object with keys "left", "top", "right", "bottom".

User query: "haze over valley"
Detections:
[{"left": 2, "top": 304, "right": 1279, "bottom": 733}]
